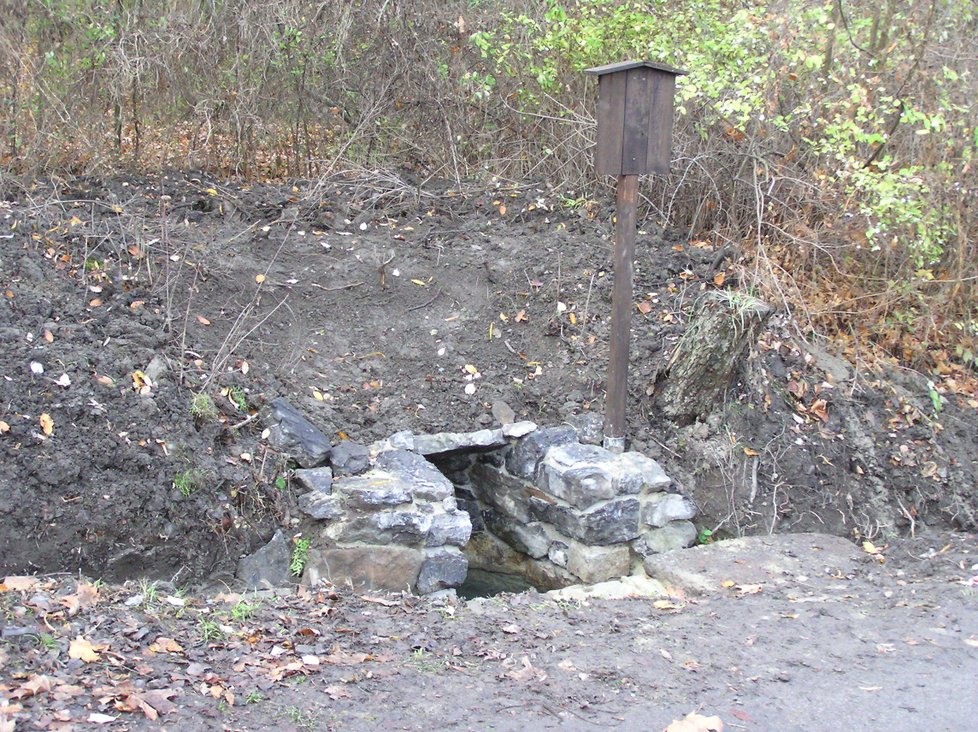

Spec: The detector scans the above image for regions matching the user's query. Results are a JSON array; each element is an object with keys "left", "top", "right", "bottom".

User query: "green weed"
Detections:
[{"left": 290, "top": 537, "right": 311, "bottom": 576}]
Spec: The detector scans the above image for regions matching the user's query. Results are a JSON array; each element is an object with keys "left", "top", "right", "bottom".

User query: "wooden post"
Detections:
[
  {"left": 585, "top": 61, "right": 686, "bottom": 452},
  {"left": 603, "top": 174, "right": 638, "bottom": 452}
]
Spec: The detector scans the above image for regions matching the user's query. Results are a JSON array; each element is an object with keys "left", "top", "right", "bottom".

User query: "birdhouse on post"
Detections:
[
  {"left": 586, "top": 60, "right": 686, "bottom": 176},
  {"left": 585, "top": 60, "right": 686, "bottom": 453}
]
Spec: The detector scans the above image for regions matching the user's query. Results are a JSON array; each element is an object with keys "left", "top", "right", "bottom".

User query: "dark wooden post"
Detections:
[{"left": 586, "top": 60, "right": 686, "bottom": 452}]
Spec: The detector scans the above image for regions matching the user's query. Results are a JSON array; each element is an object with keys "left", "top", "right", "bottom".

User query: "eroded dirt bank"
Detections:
[{"left": 0, "top": 173, "right": 975, "bottom": 585}]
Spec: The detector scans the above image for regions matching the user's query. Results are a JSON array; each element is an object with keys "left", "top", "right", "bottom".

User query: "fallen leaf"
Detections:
[
  {"left": 43, "top": 330, "right": 54, "bottom": 342},
  {"left": 0, "top": 421, "right": 8, "bottom": 433},
  {"left": 653, "top": 599, "right": 683, "bottom": 611},
  {"left": 736, "top": 583, "right": 763, "bottom": 596},
  {"left": 39, "top": 413, "right": 54, "bottom": 436},
  {"left": 505, "top": 655, "right": 546, "bottom": 683},
  {"left": 713, "top": 272, "right": 726, "bottom": 286},
  {"left": 54, "top": 373, "right": 71, "bottom": 387},
  {"left": 89, "top": 297, "right": 102, "bottom": 307},
  {"left": 255, "top": 274, "right": 266, "bottom": 284},
  {"left": 498, "top": 204, "right": 507, "bottom": 215},
  {"left": 410, "top": 278, "right": 427, "bottom": 286},
  {"left": 88, "top": 713, "right": 118, "bottom": 724},
  {"left": 148, "top": 637, "right": 184, "bottom": 654},
  {"left": 811, "top": 398, "right": 829, "bottom": 422},
  {"left": 501, "top": 624, "right": 521, "bottom": 634},
  {"left": 636, "top": 301, "right": 653, "bottom": 314},
  {"left": 743, "top": 447, "right": 760, "bottom": 456},
  {"left": 196, "top": 315, "right": 211, "bottom": 325},
  {"left": 325, "top": 684, "right": 351, "bottom": 700},
  {"left": 9, "top": 674, "right": 53, "bottom": 700},
  {"left": 69, "top": 636, "right": 101, "bottom": 663},
  {"left": 95, "top": 374, "right": 115, "bottom": 387},
  {"left": 515, "top": 309, "right": 528, "bottom": 322},
  {"left": 205, "top": 188, "right": 218, "bottom": 196},
  {"left": 1, "top": 576, "right": 40, "bottom": 592},
  {"left": 360, "top": 595, "right": 398, "bottom": 607},
  {"left": 663, "top": 711, "right": 724, "bottom": 732}
]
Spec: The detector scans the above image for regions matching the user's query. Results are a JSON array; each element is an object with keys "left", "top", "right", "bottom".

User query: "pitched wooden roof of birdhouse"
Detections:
[{"left": 584, "top": 60, "right": 687, "bottom": 76}]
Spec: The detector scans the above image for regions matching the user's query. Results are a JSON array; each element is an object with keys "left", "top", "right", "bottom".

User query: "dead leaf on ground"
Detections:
[
  {"left": 1, "top": 576, "right": 41, "bottom": 592},
  {"left": 69, "top": 636, "right": 102, "bottom": 663},
  {"left": 360, "top": 595, "right": 398, "bottom": 607},
  {"left": 39, "top": 413, "right": 54, "bottom": 436},
  {"left": 9, "top": 674, "right": 53, "bottom": 700},
  {"left": 652, "top": 599, "right": 683, "bottom": 611},
  {"left": 736, "top": 583, "right": 763, "bottom": 596},
  {"left": 148, "top": 637, "right": 184, "bottom": 654},
  {"left": 663, "top": 711, "right": 724, "bottom": 732},
  {"left": 325, "top": 684, "right": 352, "bottom": 700},
  {"left": 504, "top": 655, "right": 547, "bottom": 684}
]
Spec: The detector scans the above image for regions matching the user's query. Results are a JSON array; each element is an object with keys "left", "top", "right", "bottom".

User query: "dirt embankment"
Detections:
[{"left": 0, "top": 173, "right": 975, "bottom": 584}]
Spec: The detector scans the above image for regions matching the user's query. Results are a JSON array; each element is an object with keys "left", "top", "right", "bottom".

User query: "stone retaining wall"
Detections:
[{"left": 239, "top": 398, "right": 698, "bottom": 594}]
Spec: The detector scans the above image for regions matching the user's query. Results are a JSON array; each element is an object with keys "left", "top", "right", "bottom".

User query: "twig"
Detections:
[
  {"left": 229, "top": 412, "right": 259, "bottom": 431},
  {"left": 310, "top": 281, "right": 364, "bottom": 291},
  {"left": 407, "top": 289, "right": 442, "bottom": 312}
]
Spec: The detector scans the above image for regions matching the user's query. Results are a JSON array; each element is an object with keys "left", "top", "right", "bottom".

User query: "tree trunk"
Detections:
[{"left": 655, "top": 291, "right": 772, "bottom": 425}]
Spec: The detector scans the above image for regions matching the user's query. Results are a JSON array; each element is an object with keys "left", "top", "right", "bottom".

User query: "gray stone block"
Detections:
[
  {"left": 413, "top": 428, "right": 507, "bottom": 456},
  {"left": 236, "top": 530, "right": 292, "bottom": 589},
  {"left": 294, "top": 467, "right": 333, "bottom": 494},
  {"left": 616, "top": 452, "right": 672, "bottom": 494},
  {"left": 548, "top": 541, "right": 569, "bottom": 567},
  {"left": 537, "top": 443, "right": 619, "bottom": 508},
  {"left": 303, "top": 546, "right": 424, "bottom": 591},
  {"left": 505, "top": 425, "right": 577, "bottom": 479},
  {"left": 297, "top": 491, "right": 344, "bottom": 520},
  {"left": 568, "top": 411, "right": 604, "bottom": 445},
  {"left": 264, "top": 397, "right": 332, "bottom": 468},
  {"left": 564, "top": 541, "right": 630, "bottom": 584},
  {"left": 339, "top": 471, "right": 412, "bottom": 509},
  {"left": 330, "top": 440, "right": 370, "bottom": 476},
  {"left": 641, "top": 493, "right": 697, "bottom": 528},
  {"left": 502, "top": 421, "right": 538, "bottom": 438},
  {"left": 635, "top": 521, "right": 698, "bottom": 559},
  {"left": 427, "top": 510, "right": 473, "bottom": 547},
  {"left": 339, "top": 509, "right": 433, "bottom": 546},
  {"left": 417, "top": 548, "right": 468, "bottom": 594},
  {"left": 530, "top": 496, "right": 641, "bottom": 546},
  {"left": 469, "top": 462, "right": 534, "bottom": 522},
  {"left": 374, "top": 450, "right": 453, "bottom": 501},
  {"left": 482, "top": 511, "right": 552, "bottom": 559}
]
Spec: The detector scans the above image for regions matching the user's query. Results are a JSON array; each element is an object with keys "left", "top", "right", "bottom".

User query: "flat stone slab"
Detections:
[
  {"left": 412, "top": 428, "right": 507, "bottom": 456},
  {"left": 642, "top": 533, "right": 863, "bottom": 596}
]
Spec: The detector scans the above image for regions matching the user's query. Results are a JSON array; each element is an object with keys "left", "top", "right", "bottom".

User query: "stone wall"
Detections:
[{"left": 240, "top": 398, "right": 698, "bottom": 594}]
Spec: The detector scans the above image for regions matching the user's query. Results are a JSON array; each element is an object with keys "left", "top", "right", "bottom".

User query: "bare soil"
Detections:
[{"left": 1, "top": 172, "right": 976, "bottom": 729}]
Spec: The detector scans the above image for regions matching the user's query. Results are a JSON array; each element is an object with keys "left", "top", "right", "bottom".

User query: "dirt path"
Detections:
[{"left": 3, "top": 530, "right": 976, "bottom": 731}]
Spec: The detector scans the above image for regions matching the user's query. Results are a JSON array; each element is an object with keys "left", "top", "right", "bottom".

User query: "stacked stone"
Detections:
[
  {"left": 252, "top": 398, "right": 472, "bottom": 594},
  {"left": 297, "top": 451, "right": 472, "bottom": 594},
  {"left": 467, "top": 426, "right": 697, "bottom": 584},
  {"left": 245, "top": 397, "right": 697, "bottom": 594}
]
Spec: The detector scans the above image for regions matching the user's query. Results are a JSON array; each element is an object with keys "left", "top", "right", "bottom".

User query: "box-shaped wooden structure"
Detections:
[{"left": 585, "top": 60, "right": 686, "bottom": 176}]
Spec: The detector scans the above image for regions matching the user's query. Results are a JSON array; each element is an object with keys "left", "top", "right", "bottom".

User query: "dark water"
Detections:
[{"left": 457, "top": 568, "right": 538, "bottom": 599}]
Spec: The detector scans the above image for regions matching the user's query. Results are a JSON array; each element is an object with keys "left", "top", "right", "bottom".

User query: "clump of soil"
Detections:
[{"left": 0, "top": 172, "right": 975, "bottom": 584}]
